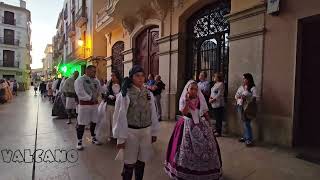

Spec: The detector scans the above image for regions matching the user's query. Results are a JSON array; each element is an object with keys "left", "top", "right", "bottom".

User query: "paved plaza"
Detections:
[{"left": 0, "top": 90, "right": 319, "bottom": 180}]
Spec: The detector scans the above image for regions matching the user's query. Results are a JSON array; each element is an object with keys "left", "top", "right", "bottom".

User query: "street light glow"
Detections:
[
  {"left": 61, "top": 65, "right": 67, "bottom": 73},
  {"left": 78, "top": 39, "right": 84, "bottom": 47}
]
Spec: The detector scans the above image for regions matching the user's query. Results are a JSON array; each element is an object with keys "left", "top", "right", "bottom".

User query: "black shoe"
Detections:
[
  {"left": 122, "top": 164, "right": 134, "bottom": 180},
  {"left": 92, "top": 137, "right": 102, "bottom": 145},
  {"left": 245, "top": 140, "right": 253, "bottom": 147},
  {"left": 239, "top": 138, "right": 245, "bottom": 143}
]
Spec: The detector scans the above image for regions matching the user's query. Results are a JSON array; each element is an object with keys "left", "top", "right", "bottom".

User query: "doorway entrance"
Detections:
[
  {"left": 135, "top": 26, "right": 159, "bottom": 76},
  {"left": 112, "top": 41, "right": 124, "bottom": 77},
  {"left": 294, "top": 14, "right": 320, "bottom": 149},
  {"left": 186, "top": 2, "right": 230, "bottom": 85}
]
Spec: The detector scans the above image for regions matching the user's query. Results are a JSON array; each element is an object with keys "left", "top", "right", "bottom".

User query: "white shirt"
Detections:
[
  {"left": 210, "top": 82, "right": 225, "bottom": 108},
  {"left": 235, "top": 85, "right": 257, "bottom": 106},
  {"left": 197, "top": 80, "right": 211, "bottom": 96},
  {"left": 74, "top": 76, "right": 101, "bottom": 101}
]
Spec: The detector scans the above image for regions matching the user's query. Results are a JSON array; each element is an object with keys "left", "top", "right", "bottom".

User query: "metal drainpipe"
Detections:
[{"left": 168, "top": 0, "right": 173, "bottom": 120}]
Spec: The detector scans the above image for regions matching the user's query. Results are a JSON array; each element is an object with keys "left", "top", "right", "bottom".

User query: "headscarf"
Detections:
[
  {"left": 179, "top": 80, "right": 209, "bottom": 124},
  {"left": 121, "top": 65, "right": 144, "bottom": 96}
]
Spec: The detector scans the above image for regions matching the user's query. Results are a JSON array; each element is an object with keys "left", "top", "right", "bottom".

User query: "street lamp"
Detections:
[{"left": 77, "top": 38, "right": 84, "bottom": 47}]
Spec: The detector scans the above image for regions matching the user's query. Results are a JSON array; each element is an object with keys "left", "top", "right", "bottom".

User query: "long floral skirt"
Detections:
[{"left": 165, "top": 116, "right": 223, "bottom": 180}]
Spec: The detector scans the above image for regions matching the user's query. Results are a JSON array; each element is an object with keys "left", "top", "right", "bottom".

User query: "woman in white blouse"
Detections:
[
  {"left": 235, "top": 73, "right": 257, "bottom": 146},
  {"left": 209, "top": 73, "right": 225, "bottom": 137}
]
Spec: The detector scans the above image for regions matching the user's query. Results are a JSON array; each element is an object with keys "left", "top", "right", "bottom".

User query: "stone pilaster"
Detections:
[
  {"left": 105, "top": 56, "right": 112, "bottom": 81},
  {"left": 157, "top": 33, "right": 179, "bottom": 121},
  {"left": 122, "top": 48, "right": 134, "bottom": 77},
  {"left": 226, "top": 3, "right": 266, "bottom": 140}
]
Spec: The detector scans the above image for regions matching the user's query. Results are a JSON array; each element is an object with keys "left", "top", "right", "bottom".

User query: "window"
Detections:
[
  {"left": 4, "top": 29, "right": 15, "bottom": 45},
  {"left": 3, "top": 50, "right": 15, "bottom": 67},
  {"left": 3, "top": 11, "right": 15, "bottom": 25}
]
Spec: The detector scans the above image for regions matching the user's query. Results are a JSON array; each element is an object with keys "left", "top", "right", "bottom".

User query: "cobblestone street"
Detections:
[{"left": 0, "top": 91, "right": 319, "bottom": 180}]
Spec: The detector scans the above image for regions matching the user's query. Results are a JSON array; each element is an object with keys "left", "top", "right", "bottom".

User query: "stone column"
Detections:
[
  {"left": 122, "top": 48, "right": 134, "bottom": 77},
  {"left": 105, "top": 56, "right": 112, "bottom": 81},
  {"left": 157, "top": 33, "right": 179, "bottom": 121},
  {"left": 226, "top": 3, "right": 266, "bottom": 140}
]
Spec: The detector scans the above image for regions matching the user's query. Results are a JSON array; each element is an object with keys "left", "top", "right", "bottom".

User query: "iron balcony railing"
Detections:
[
  {"left": 64, "top": 8, "right": 68, "bottom": 20},
  {"left": 67, "top": 23, "right": 76, "bottom": 37},
  {"left": 76, "top": 6, "right": 87, "bottom": 25},
  {"left": 0, "top": 37, "right": 20, "bottom": 46},
  {"left": 71, "top": 0, "right": 75, "bottom": 12},
  {"left": 2, "top": 17, "right": 16, "bottom": 25},
  {"left": 0, "top": 60, "right": 19, "bottom": 68}
]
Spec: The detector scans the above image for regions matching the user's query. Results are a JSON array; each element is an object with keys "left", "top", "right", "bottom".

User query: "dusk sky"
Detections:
[{"left": 3, "top": 0, "right": 64, "bottom": 69}]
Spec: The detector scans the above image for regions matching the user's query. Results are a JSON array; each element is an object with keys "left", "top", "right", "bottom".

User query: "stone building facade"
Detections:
[
  {"left": 72, "top": 0, "right": 320, "bottom": 149},
  {"left": 0, "top": 1, "right": 31, "bottom": 90}
]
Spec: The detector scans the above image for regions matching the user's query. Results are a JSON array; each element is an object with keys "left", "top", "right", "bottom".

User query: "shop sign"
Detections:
[{"left": 267, "top": 0, "right": 280, "bottom": 15}]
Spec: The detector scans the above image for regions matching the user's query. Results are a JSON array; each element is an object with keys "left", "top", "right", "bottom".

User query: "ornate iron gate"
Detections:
[
  {"left": 187, "top": 1, "right": 230, "bottom": 84},
  {"left": 112, "top": 41, "right": 124, "bottom": 76}
]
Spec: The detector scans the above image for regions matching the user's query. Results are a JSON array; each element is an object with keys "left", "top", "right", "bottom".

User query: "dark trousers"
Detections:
[
  {"left": 212, "top": 107, "right": 225, "bottom": 134},
  {"left": 76, "top": 122, "right": 97, "bottom": 140},
  {"left": 66, "top": 109, "right": 77, "bottom": 119},
  {"left": 122, "top": 160, "right": 145, "bottom": 180}
]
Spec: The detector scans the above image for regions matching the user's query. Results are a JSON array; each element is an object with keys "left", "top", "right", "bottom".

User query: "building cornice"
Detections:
[
  {"left": 0, "top": 3, "right": 31, "bottom": 21},
  {"left": 225, "top": 3, "right": 266, "bottom": 23},
  {"left": 157, "top": 33, "right": 179, "bottom": 44},
  {"left": 122, "top": 48, "right": 134, "bottom": 55},
  {"left": 228, "top": 28, "right": 265, "bottom": 42}
]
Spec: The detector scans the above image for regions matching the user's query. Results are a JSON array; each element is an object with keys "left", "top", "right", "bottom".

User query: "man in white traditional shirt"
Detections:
[
  {"left": 62, "top": 71, "right": 79, "bottom": 124},
  {"left": 74, "top": 65, "right": 102, "bottom": 150},
  {"left": 113, "top": 65, "right": 160, "bottom": 180}
]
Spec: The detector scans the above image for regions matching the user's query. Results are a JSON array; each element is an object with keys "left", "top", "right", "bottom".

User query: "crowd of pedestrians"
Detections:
[
  {"left": 35, "top": 63, "right": 257, "bottom": 180},
  {"left": 0, "top": 79, "right": 19, "bottom": 104}
]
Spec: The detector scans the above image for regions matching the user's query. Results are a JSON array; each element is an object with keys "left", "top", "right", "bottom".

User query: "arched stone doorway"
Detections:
[
  {"left": 186, "top": 1, "right": 230, "bottom": 87},
  {"left": 135, "top": 25, "right": 159, "bottom": 76},
  {"left": 112, "top": 41, "right": 124, "bottom": 77}
]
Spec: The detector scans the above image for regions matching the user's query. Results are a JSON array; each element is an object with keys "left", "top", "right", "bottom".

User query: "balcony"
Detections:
[
  {"left": 2, "top": 17, "right": 16, "bottom": 25},
  {"left": 64, "top": 9, "right": 68, "bottom": 20},
  {"left": 58, "top": 34, "right": 65, "bottom": 50},
  {"left": 0, "top": 60, "right": 19, "bottom": 68},
  {"left": 26, "top": 43, "right": 32, "bottom": 50},
  {"left": 67, "top": 23, "right": 76, "bottom": 37},
  {"left": 96, "top": 0, "right": 119, "bottom": 32},
  {"left": 66, "top": 50, "right": 76, "bottom": 61},
  {"left": 26, "top": 64, "right": 31, "bottom": 70},
  {"left": 71, "top": 0, "right": 75, "bottom": 12},
  {"left": 0, "top": 37, "right": 20, "bottom": 46},
  {"left": 76, "top": 6, "right": 88, "bottom": 27}
]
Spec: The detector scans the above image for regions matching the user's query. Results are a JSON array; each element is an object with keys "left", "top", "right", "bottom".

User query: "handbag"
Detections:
[{"left": 243, "top": 98, "right": 257, "bottom": 119}]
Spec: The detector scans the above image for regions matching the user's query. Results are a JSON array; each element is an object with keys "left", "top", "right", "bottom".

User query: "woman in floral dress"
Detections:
[{"left": 165, "top": 80, "right": 223, "bottom": 180}]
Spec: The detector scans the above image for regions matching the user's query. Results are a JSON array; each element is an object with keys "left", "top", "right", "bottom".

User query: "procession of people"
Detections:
[
  {"left": 0, "top": 79, "right": 16, "bottom": 104},
  {"left": 27, "top": 62, "right": 258, "bottom": 180}
]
